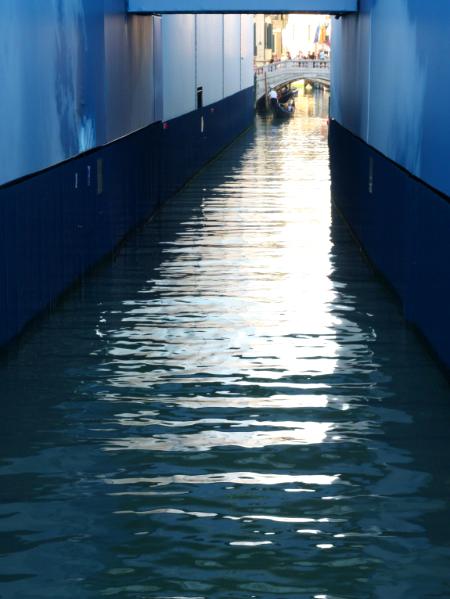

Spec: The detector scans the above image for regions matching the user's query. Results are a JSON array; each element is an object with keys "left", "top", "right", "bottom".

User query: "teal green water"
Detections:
[{"left": 1, "top": 90, "right": 450, "bottom": 598}]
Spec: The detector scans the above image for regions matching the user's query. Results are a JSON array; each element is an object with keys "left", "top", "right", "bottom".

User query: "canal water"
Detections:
[{"left": 1, "top": 89, "right": 450, "bottom": 599}]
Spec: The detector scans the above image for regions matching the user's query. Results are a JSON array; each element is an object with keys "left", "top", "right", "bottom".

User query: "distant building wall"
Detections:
[
  {"left": 253, "top": 14, "right": 288, "bottom": 63},
  {"left": 331, "top": 0, "right": 450, "bottom": 197}
]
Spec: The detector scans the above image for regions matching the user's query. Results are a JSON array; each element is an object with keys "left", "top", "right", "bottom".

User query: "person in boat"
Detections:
[
  {"left": 278, "top": 86, "right": 293, "bottom": 104},
  {"left": 269, "top": 88, "right": 278, "bottom": 109}
]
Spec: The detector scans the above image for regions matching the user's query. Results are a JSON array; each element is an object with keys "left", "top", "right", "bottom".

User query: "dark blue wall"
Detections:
[
  {"left": 0, "top": 87, "right": 254, "bottom": 348},
  {"left": 161, "top": 87, "right": 255, "bottom": 199},
  {"left": 329, "top": 119, "right": 450, "bottom": 371}
]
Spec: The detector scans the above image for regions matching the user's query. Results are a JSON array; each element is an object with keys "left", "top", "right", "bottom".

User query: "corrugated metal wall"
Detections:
[{"left": 331, "top": 0, "right": 450, "bottom": 197}]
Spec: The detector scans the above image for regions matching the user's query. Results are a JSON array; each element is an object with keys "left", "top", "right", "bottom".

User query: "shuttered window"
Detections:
[{"left": 264, "top": 23, "right": 273, "bottom": 50}]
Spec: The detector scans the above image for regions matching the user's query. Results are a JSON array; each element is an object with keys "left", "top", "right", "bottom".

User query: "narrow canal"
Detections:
[{"left": 1, "top": 89, "right": 450, "bottom": 599}]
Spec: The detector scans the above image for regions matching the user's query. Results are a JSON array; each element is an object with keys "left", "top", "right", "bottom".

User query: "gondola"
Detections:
[{"left": 271, "top": 98, "right": 295, "bottom": 119}]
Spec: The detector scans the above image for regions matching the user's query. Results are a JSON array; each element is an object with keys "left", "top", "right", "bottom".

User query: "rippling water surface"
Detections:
[{"left": 1, "top": 90, "right": 450, "bottom": 598}]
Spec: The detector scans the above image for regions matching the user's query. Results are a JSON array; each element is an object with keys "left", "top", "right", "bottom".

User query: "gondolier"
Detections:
[{"left": 269, "top": 88, "right": 278, "bottom": 108}]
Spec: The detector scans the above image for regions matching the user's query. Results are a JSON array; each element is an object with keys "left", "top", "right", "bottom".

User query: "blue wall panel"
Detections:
[
  {"left": 162, "top": 14, "right": 196, "bottom": 121},
  {"left": 330, "top": 6, "right": 371, "bottom": 140},
  {"left": 331, "top": 0, "right": 450, "bottom": 197},
  {"left": 153, "top": 16, "right": 163, "bottom": 122},
  {"left": 0, "top": 1, "right": 159, "bottom": 186},
  {"left": 224, "top": 15, "right": 242, "bottom": 97},
  {"left": 104, "top": 7, "right": 157, "bottom": 141},
  {"left": 240, "top": 15, "right": 255, "bottom": 90},
  {"left": 196, "top": 15, "right": 224, "bottom": 106},
  {"left": 1, "top": 1, "right": 93, "bottom": 185}
]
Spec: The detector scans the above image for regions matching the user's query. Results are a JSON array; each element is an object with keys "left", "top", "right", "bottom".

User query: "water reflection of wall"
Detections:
[{"left": 328, "top": 201, "right": 450, "bottom": 596}]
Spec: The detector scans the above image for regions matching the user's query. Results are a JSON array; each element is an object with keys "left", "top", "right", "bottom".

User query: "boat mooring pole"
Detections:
[{"left": 264, "top": 72, "right": 269, "bottom": 110}]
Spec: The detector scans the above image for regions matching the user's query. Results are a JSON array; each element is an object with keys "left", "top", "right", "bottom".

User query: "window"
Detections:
[{"left": 265, "top": 23, "right": 273, "bottom": 51}]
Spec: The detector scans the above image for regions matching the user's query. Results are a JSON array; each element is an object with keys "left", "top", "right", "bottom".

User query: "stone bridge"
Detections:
[{"left": 255, "top": 59, "right": 330, "bottom": 103}]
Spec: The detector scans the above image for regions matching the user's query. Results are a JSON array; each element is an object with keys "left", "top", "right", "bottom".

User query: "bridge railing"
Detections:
[
  {"left": 254, "top": 59, "right": 330, "bottom": 76},
  {"left": 254, "top": 59, "right": 330, "bottom": 103}
]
